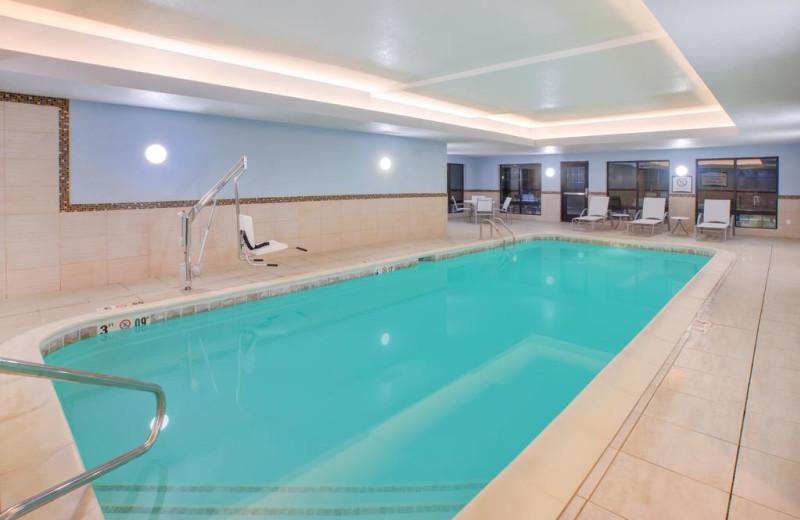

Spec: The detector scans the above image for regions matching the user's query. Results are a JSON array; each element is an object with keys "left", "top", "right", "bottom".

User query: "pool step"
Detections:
[{"left": 97, "top": 482, "right": 484, "bottom": 519}]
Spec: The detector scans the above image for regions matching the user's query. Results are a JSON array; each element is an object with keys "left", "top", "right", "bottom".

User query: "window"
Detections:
[
  {"left": 697, "top": 157, "right": 778, "bottom": 229},
  {"left": 499, "top": 164, "right": 541, "bottom": 215},
  {"left": 447, "top": 163, "right": 464, "bottom": 213},
  {"left": 607, "top": 161, "right": 670, "bottom": 214}
]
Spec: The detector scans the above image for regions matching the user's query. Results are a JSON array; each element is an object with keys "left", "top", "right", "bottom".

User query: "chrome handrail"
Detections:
[
  {"left": 0, "top": 357, "right": 166, "bottom": 520},
  {"left": 479, "top": 218, "right": 516, "bottom": 248},
  {"left": 491, "top": 218, "right": 517, "bottom": 247}
]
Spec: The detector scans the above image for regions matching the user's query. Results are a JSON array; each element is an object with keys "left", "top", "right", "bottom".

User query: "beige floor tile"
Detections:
[
  {"left": 674, "top": 348, "right": 751, "bottom": 383},
  {"left": 760, "top": 320, "right": 800, "bottom": 339},
  {"left": 756, "top": 346, "right": 800, "bottom": 371},
  {"left": 751, "top": 359, "right": 800, "bottom": 394},
  {"left": 661, "top": 365, "right": 748, "bottom": 409},
  {"left": 621, "top": 414, "right": 737, "bottom": 491},
  {"left": 683, "top": 324, "right": 756, "bottom": 361},
  {"left": 742, "top": 410, "right": 800, "bottom": 463},
  {"left": 577, "top": 502, "right": 626, "bottom": 519},
  {"left": 644, "top": 387, "right": 742, "bottom": 443},
  {"left": 592, "top": 452, "right": 730, "bottom": 520},
  {"left": 728, "top": 496, "right": 799, "bottom": 520},
  {"left": 558, "top": 496, "right": 587, "bottom": 520},
  {"left": 733, "top": 448, "right": 800, "bottom": 517},
  {"left": 746, "top": 382, "right": 800, "bottom": 424},
  {"left": 577, "top": 448, "right": 618, "bottom": 499},
  {"left": 758, "top": 332, "right": 800, "bottom": 354}
]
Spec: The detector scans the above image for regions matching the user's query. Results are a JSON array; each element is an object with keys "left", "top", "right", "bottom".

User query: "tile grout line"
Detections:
[
  {"left": 725, "top": 245, "right": 773, "bottom": 520},
  {"left": 564, "top": 246, "right": 738, "bottom": 520}
]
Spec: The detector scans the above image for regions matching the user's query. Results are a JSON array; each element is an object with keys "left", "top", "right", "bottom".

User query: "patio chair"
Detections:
[
  {"left": 695, "top": 199, "right": 734, "bottom": 241},
  {"left": 572, "top": 196, "right": 610, "bottom": 231},
  {"left": 627, "top": 197, "right": 667, "bottom": 236}
]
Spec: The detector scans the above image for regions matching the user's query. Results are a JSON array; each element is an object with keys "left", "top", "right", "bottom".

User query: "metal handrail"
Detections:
[
  {"left": 479, "top": 218, "right": 516, "bottom": 248},
  {"left": 491, "top": 218, "right": 517, "bottom": 247},
  {"left": 0, "top": 357, "right": 166, "bottom": 520}
]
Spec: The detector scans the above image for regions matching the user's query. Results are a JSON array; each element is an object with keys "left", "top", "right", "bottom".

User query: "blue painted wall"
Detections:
[
  {"left": 450, "top": 142, "right": 800, "bottom": 195},
  {"left": 70, "top": 101, "right": 447, "bottom": 203}
]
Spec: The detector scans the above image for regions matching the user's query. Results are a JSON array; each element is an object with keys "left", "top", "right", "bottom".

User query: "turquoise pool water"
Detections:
[{"left": 47, "top": 240, "right": 708, "bottom": 519}]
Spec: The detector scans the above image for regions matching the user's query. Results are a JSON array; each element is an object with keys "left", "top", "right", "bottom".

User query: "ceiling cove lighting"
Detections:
[
  {"left": 675, "top": 165, "right": 689, "bottom": 176},
  {"left": 145, "top": 144, "right": 168, "bottom": 164},
  {"left": 379, "top": 157, "right": 392, "bottom": 171},
  {"left": 545, "top": 167, "right": 556, "bottom": 178}
]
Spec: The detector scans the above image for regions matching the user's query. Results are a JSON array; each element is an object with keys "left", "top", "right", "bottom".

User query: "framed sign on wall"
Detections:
[{"left": 671, "top": 175, "right": 693, "bottom": 194}]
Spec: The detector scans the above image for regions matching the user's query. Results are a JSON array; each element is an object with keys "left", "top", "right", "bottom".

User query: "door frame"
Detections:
[{"left": 560, "top": 161, "right": 589, "bottom": 222}]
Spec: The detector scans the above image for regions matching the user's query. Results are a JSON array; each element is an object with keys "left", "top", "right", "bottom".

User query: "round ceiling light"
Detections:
[
  {"left": 145, "top": 144, "right": 168, "bottom": 165},
  {"left": 545, "top": 167, "right": 555, "bottom": 178},
  {"left": 379, "top": 157, "right": 392, "bottom": 171},
  {"left": 675, "top": 165, "right": 689, "bottom": 176}
]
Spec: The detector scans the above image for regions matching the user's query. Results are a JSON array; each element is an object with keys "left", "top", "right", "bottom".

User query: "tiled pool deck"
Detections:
[{"left": 0, "top": 218, "right": 798, "bottom": 520}]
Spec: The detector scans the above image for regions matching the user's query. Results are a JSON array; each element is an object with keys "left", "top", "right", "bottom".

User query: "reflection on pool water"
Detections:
[{"left": 47, "top": 240, "right": 708, "bottom": 519}]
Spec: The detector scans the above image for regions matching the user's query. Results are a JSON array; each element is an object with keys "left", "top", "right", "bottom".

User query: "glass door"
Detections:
[
  {"left": 500, "top": 164, "right": 541, "bottom": 215},
  {"left": 447, "top": 163, "right": 464, "bottom": 213},
  {"left": 561, "top": 161, "right": 588, "bottom": 222}
]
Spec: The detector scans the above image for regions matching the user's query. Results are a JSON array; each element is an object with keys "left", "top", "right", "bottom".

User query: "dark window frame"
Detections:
[
  {"left": 695, "top": 156, "right": 779, "bottom": 229},
  {"left": 499, "top": 163, "right": 542, "bottom": 215},
  {"left": 606, "top": 160, "right": 670, "bottom": 214}
]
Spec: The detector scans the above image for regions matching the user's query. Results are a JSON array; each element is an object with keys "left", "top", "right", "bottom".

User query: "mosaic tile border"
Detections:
[
  {"left": 41, "top": 258, "right": 419, "bottom": 357},
  {"left": 66, "top": 192, "right": 447, "bottom": 212},
  {"left": 541, "top": 191, "right": 561, "bottom": 195},
  {"left": 95, "top": 482, "right": 487, "bottom": 493},
  {"left": 2, "top": 91, "right": 446, "bottom": 213},
  {"left": 779, "top": 195, "right": 800, "bottom": 199},
  {"left": 669, "top": 193, "right": 696, "bottom": 198},
  {"left": 102, "top": 504, "right": 464, "bottom": 516},
  {"left": 464, "top": 189, "right": 499, "bottom": 193},
  {"left": 420, "top": 234, "right": 715, "bottom": 263}
]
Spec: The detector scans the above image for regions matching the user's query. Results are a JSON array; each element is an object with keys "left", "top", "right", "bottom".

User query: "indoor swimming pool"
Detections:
[{"left": 46, "top": 240, "right": 709, "bottom": 519}]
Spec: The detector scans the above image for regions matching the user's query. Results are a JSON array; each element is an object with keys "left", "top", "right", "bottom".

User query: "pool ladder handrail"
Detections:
[
  {"left": 0, "top": 356, "right": 166, "bottom": 520},
  {"left": 479, "top": 218, "right": 517, "bottom": 248}
]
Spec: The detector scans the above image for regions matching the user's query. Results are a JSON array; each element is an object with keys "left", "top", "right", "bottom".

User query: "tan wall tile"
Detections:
[
  {"left": 4, "top": 157, "right": 59, "bottom": 188},
  {"left": 108, "top": 232, "right": 149, "bottom": 260},
  {"left": 5, "top": 214, "right": 59, "bottom": 243},
  {"left": 107, "top": 209, "right": 150, "bottom": 235},
  {"left": 5, "top": 187, "right": 59, "bottom": 214},
  {"left": 108, "top": 256, "right": 149, "bottom": 284},
  {"left": 4, "top": 131, "right": 58, "bottom": 159},
  {"left": 60, "top": 212, "right": 107, "bottom": 239},
  {"left": 0, "top": 102, "right": 4, "bottom": 131},
  {"left": 6, "top": 266, "right": 59, "bottom": 296},
  {"left": 60, "top": 235, "right": 107, "bottom": 265},
  {"left": 7, "top": 240, "right": 59, "bottom": 270},
  {"left": 3, "top": 103, "right": 59, "bottom": 133},
  {"left": 61, "top": 261, "right": 108, "bottom": 290}
]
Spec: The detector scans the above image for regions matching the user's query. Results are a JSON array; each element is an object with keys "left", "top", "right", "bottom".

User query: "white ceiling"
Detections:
[{"left": 0, "top": 0, "right": 797, "bottom": 154}]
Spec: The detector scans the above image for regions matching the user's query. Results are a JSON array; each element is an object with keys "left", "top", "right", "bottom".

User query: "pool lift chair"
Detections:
[{"left": 178, "top": 156, "right": 306, "bottom": 290}]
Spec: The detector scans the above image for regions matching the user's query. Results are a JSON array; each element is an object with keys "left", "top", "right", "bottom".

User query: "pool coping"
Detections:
[{"left": 0, "top": 234, "right": 732, "bottom": 520}]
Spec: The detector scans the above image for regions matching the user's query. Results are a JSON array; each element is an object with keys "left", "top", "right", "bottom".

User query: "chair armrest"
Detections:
[
  {"left": 633, "top": 210, "right": 642, "bottom": 220},
  {"left": 697, "top": 213, "right": 703, "bottom": 225},
  {"left": 578, "top": 208, "right": 588, "bottom": 217}
]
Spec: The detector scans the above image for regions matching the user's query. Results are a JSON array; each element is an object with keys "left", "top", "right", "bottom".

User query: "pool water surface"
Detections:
[{"left": 47, "top": 240, "right": 708, "bottom": 519}]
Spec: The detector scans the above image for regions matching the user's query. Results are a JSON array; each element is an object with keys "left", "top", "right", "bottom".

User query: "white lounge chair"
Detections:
[
  {"left": 627, "top": 197, "right": 667, "bottom": 236},
  {"left": 451, "top": 196, "right": 468, "bottom": 217},
  {"left": 572, "top": 196, "right": 610, "bottom": 231},
  {"left": 696, "top": 199, "right": 734, "bottom": 241},
  {"left": 497, "top": 197, "right": 513, "bottom": 223},
  {"left": 474, "top": 198, "right": 494, "bottom": 223},
  {"left": 239, "top": 214, "right": 288, "bottom": 263}
]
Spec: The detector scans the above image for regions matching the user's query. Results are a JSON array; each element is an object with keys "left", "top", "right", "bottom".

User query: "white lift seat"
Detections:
[{"left": 239, "top": 215, "right": 288, "bottom": 258}]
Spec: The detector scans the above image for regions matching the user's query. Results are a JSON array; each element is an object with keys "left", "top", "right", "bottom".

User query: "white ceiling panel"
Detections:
[
  {"left": 408, "top": 40, "right": 704, "bottom": 121},
  {"left": 15, "top": 0, "right": 651, "bottom": 82}
]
